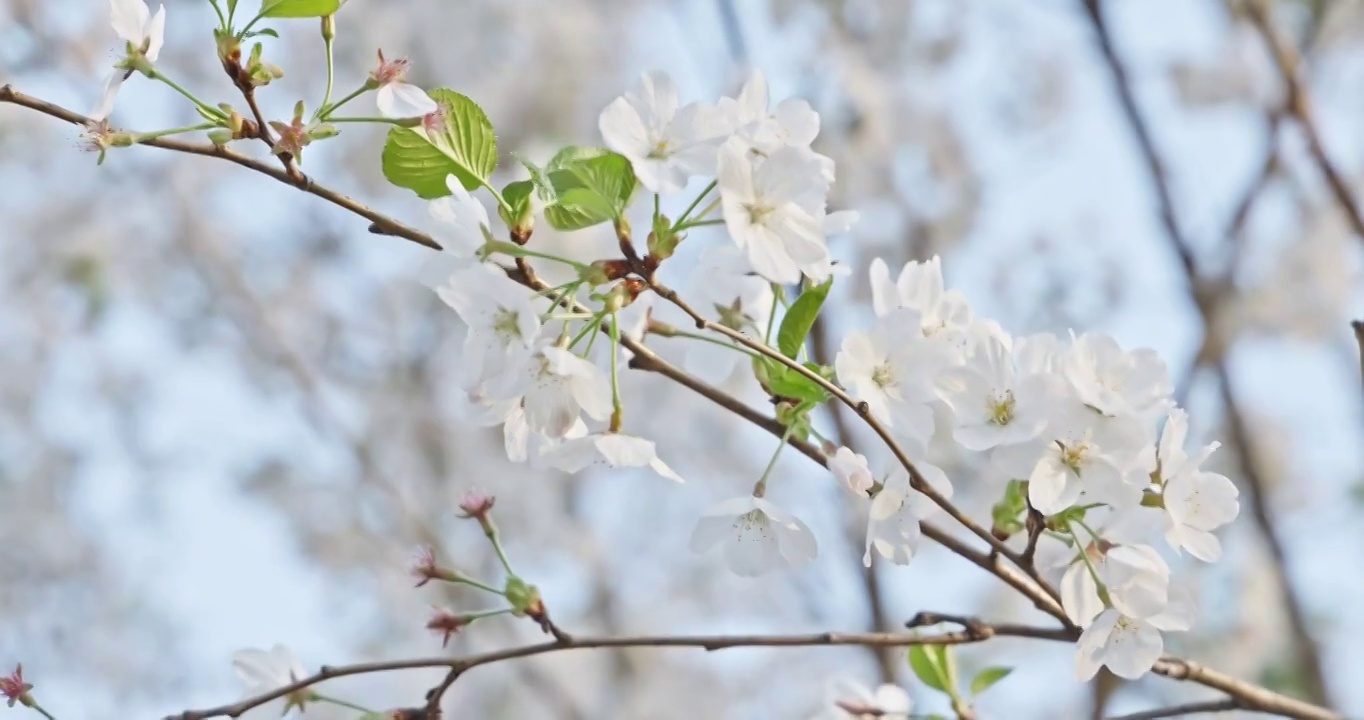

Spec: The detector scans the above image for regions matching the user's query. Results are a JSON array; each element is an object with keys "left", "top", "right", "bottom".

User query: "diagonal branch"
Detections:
[
  {"left": 2, "top": 84, "right": 1341, "bottom": 720},
  {"left": 1103, "top": 699, "right": 1240, "bottom": 720}
]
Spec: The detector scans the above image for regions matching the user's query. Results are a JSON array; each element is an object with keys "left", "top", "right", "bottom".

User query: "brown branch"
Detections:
[
  {"left": 3, "top": 85, "right": 1340, "bottom": 720},
  {"left": 1104, "top": 699, "right": 1240, "bottom": 720},
  {"left": 1244, "top": 0, "right": 1364, "bottom": 244},
  {"left": 170, "top": 624, "right": 1050, "bottom": 720},
  {"left": 1353, "top": 321, "right": 1364, "bottom": 393}
]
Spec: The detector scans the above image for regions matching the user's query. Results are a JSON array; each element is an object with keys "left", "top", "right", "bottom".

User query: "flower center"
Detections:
[
  {"left": 492, "top": 308, "right": 521, "bottom": 340},
  {"left": 987, "top": 390, "right": 1016, "bottom": 426},
  {"left": 871, "top": 363, "right": 895, "bottom": 389},
  {"left": 744, "top": 203, "right": 775, "bottom": 226},
  {"left": 647, "top": 139, "right": 672, "bottom": 159},
  {"left": 1059, "top": 442, "right": 1089, "bottom": 473}
]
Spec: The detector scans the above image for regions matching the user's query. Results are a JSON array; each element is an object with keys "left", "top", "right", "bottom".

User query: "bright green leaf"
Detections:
[
  {"left": 499, "top": 180, "right": 534, "bottom": 229},
  {"left": 243, "top": 28, "right": 279, "bottom": 38},
  {"left": 908, "top": 646, "right": 950, "bottom": 694},
  {"left": 542, "top": 148, "right": 636, "bottom": 231},
  {"left": 259, "top": 0, "right": 340, "bottom": 17},
  {"left": 381, "top": 89, "right": 497, "bottom": 199},
  {"left": 969, "top": 666, "right": 1013, "bottom": 697},
  {"left": 226, "top": 0, "right": 239, "bottom": 19},
  {"left": 776, "top": 277, "right": 833, "bottom": 359},
  {"left": 514, "top": 153, "right": 557, "bottom": 204},
  {"left": 764, "top": 363, "right": 830, "bottom": 403}
]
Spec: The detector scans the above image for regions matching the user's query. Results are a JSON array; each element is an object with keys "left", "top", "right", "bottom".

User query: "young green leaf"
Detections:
[
  {"left": 381, "top": 89, "right": 497, "bottom": 199},
  {"left": 969, "top": 666, "right": 1013, "bottom": 697},
  {"left": 542, "top": 148, "right": 636, "bottom": 231},
  {"left": 259, "top": 0, "right": 340, "bottom": 18},
  {"left": 908, "top": 645, "right": 951, "bottom": 694},
  {"left": 776, "top": 277, "right": 833, "bottom": 359},
  {"left": 499, "top": 180, "right": 534, "bottom": 230},
  {"left": 763, "top": 362, "right": 831, "bottom": 403}
]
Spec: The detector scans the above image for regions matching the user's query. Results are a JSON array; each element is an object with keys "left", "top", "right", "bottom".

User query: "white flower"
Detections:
[
  {"left": 1075, "top": 594, "right": 1192, "bottom": 681},
  {"left": 231, "top": 644, "right": 312, "bottom": 715},
  {"left": 455, "top": 388, "right": 532, "bottom": 463},
  {"left": 1064, "top": 332, "right": 1173, "bottom": 419},
  {"left": 436, "top": 263, "right": 541, "bottom": 389},
  {"left": 1156, "top": 410, "right": 1240, "bottom": 561},
  {"left": 599, "top": 71, "right": 728, "bottom": 193},
  {"left": 683, "top": 246, "right": 774, "bottom": 384},
  {"left": 540, "top": 431, "right": 684, "bottom": 483},
  {"left": 829, "top": 447, "right": 874, "bottom": 495},
  {"left": 864, "top": 463, "right": 950, "bottom": 566},
  {"left": 93, "top": 0, "right": 166, "bottom": 120},
  {"left": 717, "top": 138, "right": 829, "bottom": 284},
  {"left": 816, "top": 677, "right": 912, "bottom": 719},
  {"left": 835, "top": 309, "right": 951, "bottom": 448},
  {"left": 721, "top": 70, "right": 821, "bottom": 156},
  {"left": 993, "top": 403, "right": 1143, "bottom": 516},
  {"left": 370, "top": 51, "right": 439, "bottom": 119},
  {"left": 868, "top": 257, "right": 973, "bottom": 347},
  {"left": 936, "top": 334, "right": 1052, "bottom": 451},
  {"left": 493, "top": 345, "right": 612, "bottom": 438},
  {"left": 689, "top": 495, "right": 817, "bottom": 576},
  {"left": 1061, "top": 543, "right": 1172, "bottom": 626},
  {"left": 420, "top": 177, "right": 494, "bottom": 286}
]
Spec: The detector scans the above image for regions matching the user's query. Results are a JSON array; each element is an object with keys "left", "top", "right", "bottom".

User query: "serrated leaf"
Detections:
[
  {"left": 381, "top": 89, "right": 497, "bottom": 199},
  {"left": 969, "top": 666, "right": 1012, "bottom": 697},
  {"left": 514, "top": 153, "right": 557, "bottom": 204},
  {"left": 776, "top": 277, "right": 833, "bottom": 359},
  {"left": 499, "top": 180, "right": 534, "bottom": 228},
  {"left": 259, "top": 0, "right": 340, "bottom": 17},
  {"left": 542, "top": 148, "right": 636, "bottom": 230},
  {"left": 765, "top": 363, "right": 830, "bottom": 403},
  {"left": 908, "top": 645, "right": 950, "bottom": 694}
]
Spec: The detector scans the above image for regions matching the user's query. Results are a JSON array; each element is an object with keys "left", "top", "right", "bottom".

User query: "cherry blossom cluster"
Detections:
[{"left": 19, "top": 0, "right": 1250, "bottom": 711}]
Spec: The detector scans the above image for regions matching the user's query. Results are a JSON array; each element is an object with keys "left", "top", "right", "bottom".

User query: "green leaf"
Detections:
[
  {"left": 969, "top": 666, "right": 1013, "bottom": 697},
  {"left": 259, "top": 0, "right": 340, "bottom": 17},
  {"left": 776, "top": 277, "right": 833, "bottom": 359},
  {"left": 908, "top": 646, "right": 951, "bottom": 694},
  {"left": 499, "top": 180, "right": 534, "bottom": 229},
  {"left": 514, "top": 153, "right": 558, "bottom": 204},
  {"left": 226, "top": 0, "right": 239, "bottom": 19},
  {"left": 243, "top": 28, "right": 279, "bottom": 38},
  {"left": 381, "top": 89, "right": 497, "bottom": 199},
  {"left": 766, "top": 364, "right": 830, "bottom": 403},
  {"left": 542, "top": 148, "right": 636, "bottom": 231}
]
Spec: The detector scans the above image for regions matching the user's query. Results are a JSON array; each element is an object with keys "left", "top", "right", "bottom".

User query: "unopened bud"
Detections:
[
  {"left": 647, "top": 221, "right": 681, "bottom": 262},
  {"left": 504, "top": 577, "right": 543, "bottom": 618},
  {"left": 208, "top": 128, "right": 233, "bottom": 146},
  {"left": 308, "top": 123, "right": 339, "bottom": 142},
  {"left": 292, "top": 101, "right": 306, "bottom": 123},
  {"left": 320, "top": 14, "right": 336, "bottom": 41},
  {"left": 0, "top": 664, "right": 35, "bottom": 709}
]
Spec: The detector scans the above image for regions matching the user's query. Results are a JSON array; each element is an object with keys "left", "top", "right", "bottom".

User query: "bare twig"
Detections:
[
  {"left": 1352, "top": 321, "right": 1364, "bottom": 392},
  {"left": 171, "top": 624, "right": 1049, "bottom": 720},
  {"left": 1244, "top": 0, "right": 1364, "bottom": 244},
  {"left": 1104, "top": 699, "right": 1240, "bottom": 720},
  {"left": 3, "top": 85, "right": 1342, "bottom": 720}
]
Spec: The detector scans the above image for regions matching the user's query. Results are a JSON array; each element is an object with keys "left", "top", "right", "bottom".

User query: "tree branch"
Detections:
[
  {"left": 3, "top": 85, "right": 1341, "bottom": 720},
  {"left": 1104, "top": 699, "right": 1239, "bottom": 720},
  {"left": 170, "top": 623, "right": 1054, "bottom": 720}
]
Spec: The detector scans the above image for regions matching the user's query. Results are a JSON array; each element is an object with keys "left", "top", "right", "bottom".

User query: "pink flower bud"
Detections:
[
  {"left": 458, "top": 491, "right": 495, "bottom": 521},
  {"left": 0, "top": 664, "right": 34, "bottom": 708},
  {"left": 425, "top": 607, "right": 473, "bottom": 648},
  {"left": 409, "top": 546, "right": 460, "bottom": 587}
]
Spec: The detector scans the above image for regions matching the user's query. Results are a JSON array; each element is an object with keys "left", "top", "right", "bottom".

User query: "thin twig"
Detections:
[
  {"left": 1104, "top": 699, "right": 1240, "bottom": 720},
  {"left": 2, "top": 85, "right": 1341, "bottom": 720},
  {"left": 1352, "top": 321, "right": 1364, "bottom": 393},
  {"left": 171, "top": 625, "right": 1050, "bottom": 719},
  {"left": 1244, "top": 0, "right": 1364, "bottom": 244}
]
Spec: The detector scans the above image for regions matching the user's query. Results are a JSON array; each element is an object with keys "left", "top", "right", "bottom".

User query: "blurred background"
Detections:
[{"left": 1, "top": 0, "right": 1362, "bottom": 717}]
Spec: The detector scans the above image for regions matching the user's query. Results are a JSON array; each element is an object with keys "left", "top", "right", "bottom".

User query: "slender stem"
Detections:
[
  {"left": 319, "top": 85, "right": 370, "bottom": 119},
  {"left": 147, "top": 69, "right": 227, "bottom": 119},
  {"left": 763, "top": 287, "right": 780, "bottom": 344},
  {"left": 675, "top": 180, "right": 717, "bottom": 226},
  {"left": 487, "top": 528, "right": 516, "bottom": 577},
  {"left": 239, "top": 13, "right": 264, "bottom": 36},
  {"left": 481, "top": 181, "right": 514, "bottom": 216},
  {"left": 568, "top": 315, "right": 603, "bottom": 349},
  {"left": 312, "top": 694, "right": 373, "bottom": 714},
  {"left": 321, "top": 37, "right": 336, "bottom": 111},
  {"left": 208, "top": 0, "right": 227, "bottom": 30},
  {"left": 659, "top": 329, "right": 762, "bottom": 361},
  {"left": 609, "top": 312, "right": 623, "bottom": 432},
  {"left": 673, "top": 218, "right": 725, "bottom": 232},
  {"left": 31, "top": 705, "right": 58, "bottom": 720},
  {"left": 135, "top": 122, "right": 218, "bottom": 141},
  {"left": 326, "top": 116, "right": 407, "bottom": 125},
  {"left": 752, "top": 422, "right": 797, "bottom": 497},
  {"left": 452, "top": 575, "right": 506, "bottom": 596},
  {"left": 491, "top": 244, "right": 587, "bottom": 271}
]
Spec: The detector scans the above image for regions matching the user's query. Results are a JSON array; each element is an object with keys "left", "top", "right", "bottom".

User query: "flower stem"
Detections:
[
  {"left": 675, "top": 180, "right": 717, "bottom": 226},
  {"left": 134, "top": 122, "right": 218, "bottom": 142},
  {"left": 31, "top": 705, "right": 57, "bottom": 720},
  {"left": 452, "top": 575, "right": 506, "bottom": 596},
  {"left": 326, "top": 116, "right": 408, "bottom": 125},
  {"left": 321, "top": 36, "right": 336, "bottom": 111},
  {"left": 318, "top": 85, "right": 369, "bottom": 119},
  {"left": 752, "top": 422, "right": 798, "bottom": 498},
  {"left": 672, "top": 218, "right": 725, "bottom": 232},
  {"left": 609, "top": 311, "right": 623, "bottom": 432},
  {"left": 483, "top": 241, "right": 587, "bottom": 271},
  {"left": 147, "top": 69, "right": 227, "bottom": 120},
  {"left": 763, "top": 287, "right": 780, "bottom": 345},
  {"left": 660, "top": 329, "right": 762, "bottom": 361},
  {"left": 313, "top": 694, "right": 373, "bottom": 714},
  {"left": 487, "top": 527, "right": 516, "bottom": 577},
  {"left": 568, "top": 315, "right": 603, "bottom": 349}
]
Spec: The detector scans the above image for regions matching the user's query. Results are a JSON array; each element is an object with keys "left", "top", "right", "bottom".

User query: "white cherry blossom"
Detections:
[
  {"left": 436, "top": 263, "right": 541, "bottom": 389},
  {"left": 816, "top": 677, "right": 913, "bottom": 719},
  {"left": 231, "top": 644, "right": 313, "bottom": 715},
  {"left": 540, "top": 431, "right": 684, "bottom": 483},
  {"left": 420, "top": 176, "right": 494, "bottom": 284},
  {"left": 835, "top": 309, "right": 952, "bottom": 448},
  {"left": 1156, "top": 410, "right": 1240, "bottom": 561},
  {"left": 721, "top": 70, "right": 821, "bottom": 155},
  {"left": 93, "top": 0, "right": 166, "bottom": 120},
  {"left": 868, "top": 257, "right": 973, "bottom": 347},
  {"left": 493, "top": 345, "right": 612, "bottom": 438},
  {"left": 1075, "top": 592, "right": 1192, "bottom": 681},
  {"left": 599, "top": 72, "right": 728, "bottom": 193},
  {"left": 936, "top": 334, "right": 1053, "bottom": 451},
  {"left": 993, "top": 402, "right": 1144, "bottom": 515},
  {"left": 863, "top": 463, "right": 950, "bottom": 566},
  {"left": 1061, "top": 543, "right": 1172, "bottom": 626},
  {"left": 717, "top": 138, "right": 829, "bottom": 284},
  {"left": 1064, "top": 332, "right": 1173, "bottom": 419},
  {"left": 829, "top": 447, "right": 874, "bottom": 496},
  {"left": 684, "top": 245, "right": 773, "bottom": 384},
  {"left": 689, "top": 495, "right": 817, "bottom": 576}
]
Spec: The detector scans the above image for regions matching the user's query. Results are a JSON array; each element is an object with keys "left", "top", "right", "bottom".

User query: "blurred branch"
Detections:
[
  {"left": 173, "top": 620, "right": 1071, "bottom": 720},
  {"left": 1103, "top": 699, "right": 1239, "bottom": 720},
  {"left": 1244, "top": 0, "right": 1364, "bottom": 245},
  {"left": 3, "top": 86, "right": 1342, "bottom": 720},
  {"left": 1079, "top": 1, "right": 1333, "bottom": 708},
  {"left": 1353, "top": 320, "right": 1364, "bottom": 391}
]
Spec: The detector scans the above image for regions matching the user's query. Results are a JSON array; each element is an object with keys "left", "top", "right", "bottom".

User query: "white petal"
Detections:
[
  {"left": 109, "top": 0, "right": 149, "bottom": 44},
  {"left": 90, "top": 71, "right": 125, "bottom": 121},
  {"left": 599, "top": 97, "right": 651, "bottom": 158},
  {"left": 378, "top": 83, "right": 438, "bottom": 118},
  {"left": 1074, "top": 610, "right": 1119, "bottom": 681},
  {"left": 1103, "top": 617, "right": 1163, "bottom": 679},
  {"left": 143, "top": 5, "right": 166, "bottom": 62},
  {"left": 1061, "top": 561, "right": 1104, "bottom": 627},
  {"left": 649, "top": 457, "right": 686, "bottom": 483}
]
